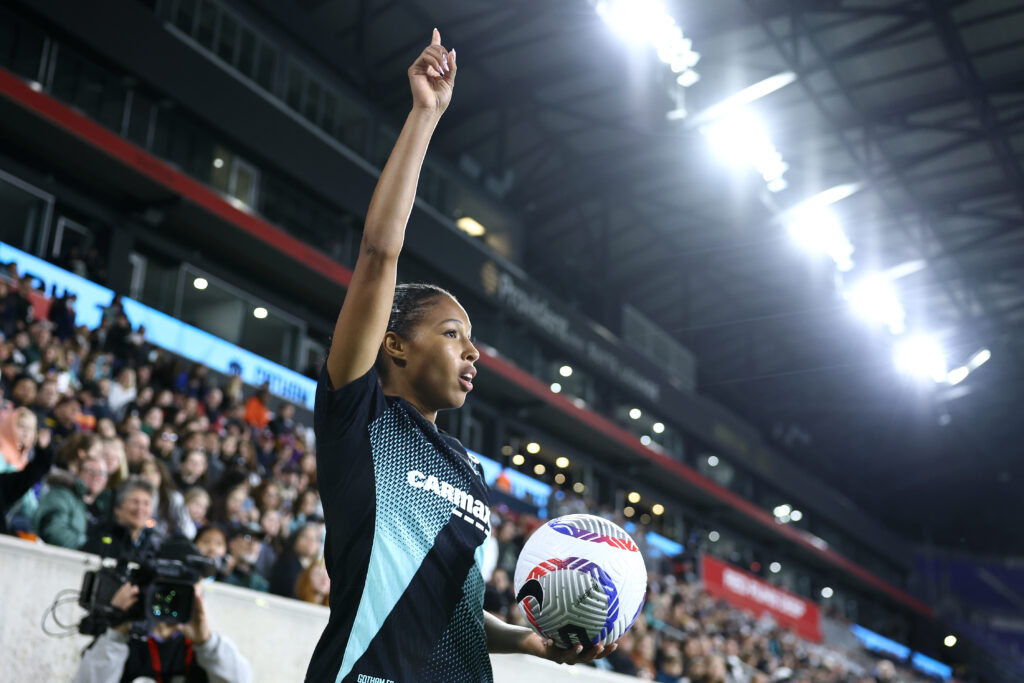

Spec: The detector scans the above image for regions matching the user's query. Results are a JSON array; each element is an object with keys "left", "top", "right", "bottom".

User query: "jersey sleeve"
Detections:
[{"left": 313, "top": 362, "right": 386, "bottom": 492}]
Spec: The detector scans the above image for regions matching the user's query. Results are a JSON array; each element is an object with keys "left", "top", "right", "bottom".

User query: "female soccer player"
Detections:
[{"left": 305, "top": 29, "right": 617, "bottom": 683}]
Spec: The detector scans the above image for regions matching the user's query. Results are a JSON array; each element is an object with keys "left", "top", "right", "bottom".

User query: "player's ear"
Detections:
[{"left": 382, "top": 331, "right": 408, "bottom": 368}]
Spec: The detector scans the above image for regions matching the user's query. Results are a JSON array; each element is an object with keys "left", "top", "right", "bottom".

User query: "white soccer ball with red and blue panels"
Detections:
[{"left": 513, "top": 514, "right": 647, "bottom": 649}]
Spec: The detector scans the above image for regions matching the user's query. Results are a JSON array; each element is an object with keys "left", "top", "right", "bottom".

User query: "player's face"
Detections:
[{"left": 403, "top": 296, "right": 478, "bottom": 413}]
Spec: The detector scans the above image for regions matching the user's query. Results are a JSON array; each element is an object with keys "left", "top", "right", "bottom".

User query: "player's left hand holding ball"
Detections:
[{"left": 518, "top": 631, "right": 619, "bottom": 665}]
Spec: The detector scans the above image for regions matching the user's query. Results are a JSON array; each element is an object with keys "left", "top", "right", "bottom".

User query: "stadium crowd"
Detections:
[{"left": 1, "top": 264, "right": 934, "bottom": 682}]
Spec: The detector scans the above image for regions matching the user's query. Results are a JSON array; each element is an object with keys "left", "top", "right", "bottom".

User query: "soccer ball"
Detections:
[{"left": 513, "top": 514, "right": 647, "bottom": 649}]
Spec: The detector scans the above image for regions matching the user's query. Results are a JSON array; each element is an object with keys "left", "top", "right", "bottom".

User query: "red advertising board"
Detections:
[{"left": 702, "top": 554, "right": 822, "bottom": 643}]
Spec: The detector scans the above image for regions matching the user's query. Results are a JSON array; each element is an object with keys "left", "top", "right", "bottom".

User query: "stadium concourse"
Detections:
[{"left": 3, "top": 263, "right": 934, "bottom": 682}]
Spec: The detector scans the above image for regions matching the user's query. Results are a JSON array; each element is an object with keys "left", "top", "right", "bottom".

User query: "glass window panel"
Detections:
[
  {"left": 255, "top": 43, "right": 276, "bottom": 90},
  {"left": 195, "top": 0, "right": 217, "bottom": 49},
  {"left": 236, "top": 29, "right": 256, "bottom": 77},
  {"left": 125, "top": 90, "right": 155, "bottom": 148},
  {"left": 173, "top": 0, "right": 198, "bottom": 34},
  {"left": 216, "top": 13, "right": 238, "bottom": 63}
]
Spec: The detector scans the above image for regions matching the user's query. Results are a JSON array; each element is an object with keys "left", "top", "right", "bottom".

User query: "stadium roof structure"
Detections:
[{"left": 285, "top": 0, "right": 1024, "bottom": 556}]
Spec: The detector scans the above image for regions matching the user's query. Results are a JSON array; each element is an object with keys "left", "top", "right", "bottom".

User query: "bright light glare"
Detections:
[
  {"left": 533, "top": 463, "right": 546, "bottom": 475},
  {"left": 652, "top": 503, "right": 664, "bottom": 515},
  {"left": 253, "top": 307, "right": 268, "bottom": 319},
  {"left": 846, "top": 277, "right": 905, "bottom": 335},
  {"left": 559, "top": 365, "right": 573, "bottom": 377},
  {"left": 594, "top": 0, "right": 701, "bottom": 84},
  {"left": 623, "top": 506, "right": 635, "bottom": 517},
  {"left": 944, "top": 635, "right": 957, "bottom": 648},
  {"left": 703, "top": 111, "right": 788, "bottom": 192},
  {"left": 774, "top": 504, "right": 792, "bottom": 518},
  {"left": 821, "top": 587, "right": 834, "bottom": 598},
  {"left": 790, "top": 509, "right": 803, "bottom": 522},
  {"left": 895, "top": 336, "right": 947, "bottom": 383},
  {"left": 572, "top": 482, "right": 586, "bottom": 494},
  {"left": 946, "top": 366, "right": 969, "bottom": 385},
  {"left": 707, "top": 455, "right": 720, "bottom": 467},
  {"left": 512, "top": 454, "right": 525, "bottom": 466},
  {"left": 550, "top": 382, "right": 562, "bottom": 393},
  {"left": 640, "top": 435, "right": 652, "bottom": 446},
  {"left": 629, "top": 408, "right": 642, "bottom": 420},
  {"left": 627, "top": 491, "right": 641, "bottom": 504},
  {"left": 769, "top": 562, "right": 782, "bottom": 574},
  {"left": 555, "top": 456, "right": 570, "bottom": 469},
  {"left": 652, "top": 422, "right": 665, "bottom": 434},
  {"left": 192, "top": 277, "right": 208, "bottom": 290},
  {"left": 456, "top": 217, "right": 486, "bottom": 237},
  {"left": 554, "top": 473, "right": 566, "bottom": 485},
  {"left": 968, "top": 348, "right": 991, "bottom": 370},
  {"left": 689, "top": 71, "right": 797, "bottom": 127},
  {"left": 212, "top": 157, "right": 225, "bottom": 169},
  {"left": 708, "top": 530, "right": 720, "bottom": 542},
  {"left": 526, "top": 442, "right": 541, "bottom": 454},
  {"left": 787, "top": 205, "right": 854, "bottom": 271}
]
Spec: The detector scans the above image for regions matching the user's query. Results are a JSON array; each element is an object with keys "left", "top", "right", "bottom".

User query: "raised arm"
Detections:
[{"left": 325, "top": 29, "right": 457, "bottom": 389}]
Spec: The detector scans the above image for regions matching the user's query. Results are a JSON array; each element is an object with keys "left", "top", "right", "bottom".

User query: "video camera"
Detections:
[{"left": 78, "top": 541, "right": 216, "bottom": 636}]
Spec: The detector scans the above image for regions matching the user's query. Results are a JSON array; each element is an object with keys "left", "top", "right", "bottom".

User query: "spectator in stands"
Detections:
[
  {"left": 83, "top": 476, "right": 162, "bottom": 559},
  {"left": 295, "top": 557, "right": 330, "bottom": 607},
  {"left": 0, "top": 426, "right": 52, "bottom": 535},
  {"left": 9, "top": 374, "right": 37, "bottom": 409},
  {"left": 483, "top": 567, "right": 515, "bottom": 622},
  {"left": 123, "top": 430, "right": 151, "bottom": 469},
  {"left": 174, "top": 447, "right": 209, "bottom": 491},
  {"left": 0, "top": 406, "right": 37, "bottom": 471},
  {"left": 139, "top": 458, "right": 194, "bottom": 540},
  {"left": 289, "top": 487, "right": 322, "bottom": 532},
  {"left": 184, "top": 486, "right": 211, "bottom": 530},
  {"left": 106, "top": 366, "right": 136, "bottom": 420},
  {"left": 100, "top": 436, "right": 128, "bottom": 490},
  {"left": 268, "top": 401, "right": 296, "bottom": 437},
  {"left": 269, "top": 522, "right": 322, "bottom": 598},
  {"left": 194, "top": 524, "right": 228, "bottom": 573},
  {"left": 71, "top": 543, "right": 251, "bottom": 683},
  {"left": 34, "top": 440, "right": 108, "bottom": 549},
  {"left": 222, "top": 522, "right": 270, "bottom": 592},
  {"left": 45, "top": 395, "right": 81, "bottom": 447},
  {"left": 243, "top": 382, "right": 271, "bottom": 429}
]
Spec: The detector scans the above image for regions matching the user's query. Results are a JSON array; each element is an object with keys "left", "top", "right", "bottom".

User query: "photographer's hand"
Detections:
[
  {"left": 110, "top": 582, "right": 139, "bottom": 634},
  {"left": 182, "top": 584, "right": 211, "bottom": 645}
]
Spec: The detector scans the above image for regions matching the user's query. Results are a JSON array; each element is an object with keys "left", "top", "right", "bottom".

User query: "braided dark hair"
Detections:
[{"left": 375, "top": 283, "right": 457, "bottom": 378}]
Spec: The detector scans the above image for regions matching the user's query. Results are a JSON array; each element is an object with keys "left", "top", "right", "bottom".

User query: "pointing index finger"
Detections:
[{"left": 432, "top": 28, "right": 441, "bottom": 46}]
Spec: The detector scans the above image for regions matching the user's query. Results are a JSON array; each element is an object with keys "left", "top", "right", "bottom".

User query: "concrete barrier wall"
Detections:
[{"left": 0, "top": 535, "right": 634, "bottom": 682}]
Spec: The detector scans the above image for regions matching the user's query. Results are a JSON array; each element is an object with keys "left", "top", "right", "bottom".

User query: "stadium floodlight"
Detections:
[
  {"left": 192, "top": 277, "right": 209, "bottom": 290},
  {"left": 593, "top": 0, "right": 701, "bottom": 84},
  {"left": 786, "top": 205, "right": 854, "bottom": 271},
  {"left": 707, "top": 455, "right": 720, "bottom": 467},
  {"left": 895, "top": 336, "right": 947, "bottom": 383},
  {"left": 456, "top": 217, "right": 486, "bottom": 237},
  {"left": 549, "top": 382, "right": 562, "bottom": 393},
  {"left": 968, "top": 348, "right": 991, "bottom": 370},
  {"left": 703, "top": 111, "right": 789, "bottom": 192},
  {"left": 640, "top": 435, "right": 652, "bottom": 446},
  {"left": 821, "top": 587, "right": 834, "bottom": 598},
  {"left": 708, "top": 530, "right": 720, "bottom": 542},
  {"left": 789, "top": 509, "right": 803, "bottom": 522},
  {"left": 629, "top": 408, "right": 642, "bottom": 420},
  {"left": 652, "top": 504, "right": 664, "bottom": 515},
  {"left": 944, "top": 635, "right": 957, "bottom": 648},
  {"left": 512, "top": 454, "right": 525, "bottom": 466},
  {"left": 526, "top": 442, "right": 541, "bottom": 454},
  {"left": 627, "top": 491, "right": 641, "bottom": 504},
  {"left": 573, "top": 482, "right": 586, "bottom": 493},
  {"left": 773, "top": 504, "right": 792, "bottom": 519},
  {"left": 555, "top": 456, "right": 570, "bottom": 469},
  {"left": 253, "top": 307, "right": 268, "bottom": 319},
  {"left": 769, "top": 562, "right": 782, "bottom": 574},
  {"left": 946, "top": 366, "right": 969, "bottom": 385},
  {"left": 652, "top": 421, "right": 665, "bottom": 434},
  {"left": 845, "top": 277, "right": 906, "bottom": 335},
  {"left": 688, "top": 71, "right": 798, "bottom": 128},
  {"left": 534, "top": 463, "right": 546, "bottom": 475},
  {"left": 559, "top": 365, "right": 573, "bottom": 377}
]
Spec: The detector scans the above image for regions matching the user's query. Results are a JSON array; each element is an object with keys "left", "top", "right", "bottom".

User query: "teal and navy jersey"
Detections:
[{"left": 306, "top": 365, "right": 493, "bottom": 683}]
